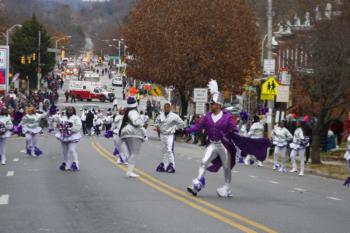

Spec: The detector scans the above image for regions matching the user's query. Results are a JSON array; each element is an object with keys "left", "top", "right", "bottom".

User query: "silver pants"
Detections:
[
  {"left": 124, "top": 138, "right": 142, "bottom": 166},
  {"left": 61, "top": 142, "right": 79, "bottom": 167},
  {"left": 197, "top": 143, "right": 231, "bottom": 184},
  {"left": 25, "top": 133, "right": 38, "bottom": 150}
]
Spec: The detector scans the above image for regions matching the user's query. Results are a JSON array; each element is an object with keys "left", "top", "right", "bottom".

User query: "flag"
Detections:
[{"left": 12, "top": 73, "right": 20, "bottom": 83}]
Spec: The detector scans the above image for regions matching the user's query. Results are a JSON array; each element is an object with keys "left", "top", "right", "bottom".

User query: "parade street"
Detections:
[{"left": 0, "top": 127, "right": 349, "bottom": 233}]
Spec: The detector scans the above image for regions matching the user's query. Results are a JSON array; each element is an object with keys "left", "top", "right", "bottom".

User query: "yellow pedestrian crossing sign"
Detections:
[
  {"left": 150, "top": 86, "right": 162, "bottom": 96},
  {"left": 261, "top": 76, "right": 279, "bottom": 100}
]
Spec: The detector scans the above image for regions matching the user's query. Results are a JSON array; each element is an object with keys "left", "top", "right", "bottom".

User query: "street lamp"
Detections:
[
  {"left": 6, "top": 24, "right": 22, "bottom": 45},
  {"left": 55, "top": 36, "right": 72, "bottom": 64}
]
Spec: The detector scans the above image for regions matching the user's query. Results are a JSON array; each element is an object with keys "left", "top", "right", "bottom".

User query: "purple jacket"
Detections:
[
  {"left": 185, "top": 111, "right": 238, "bottom": 141},
  {"left": 185, "top": 111, "right": 270, "bottom": 172}
]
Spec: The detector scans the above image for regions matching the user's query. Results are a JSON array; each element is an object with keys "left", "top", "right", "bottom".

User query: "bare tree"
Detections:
[{"left": 289, "top": 2, "right": 350, "bottom": 163}]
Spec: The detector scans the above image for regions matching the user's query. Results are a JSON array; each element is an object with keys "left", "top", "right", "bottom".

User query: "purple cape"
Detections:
[{"left": 207, "top": 132, "right": 271, "bottom": 172}]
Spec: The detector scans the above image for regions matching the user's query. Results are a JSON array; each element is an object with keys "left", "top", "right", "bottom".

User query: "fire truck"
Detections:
[{"left": 68, "top": 81, "right": 115, "bottom": 102}]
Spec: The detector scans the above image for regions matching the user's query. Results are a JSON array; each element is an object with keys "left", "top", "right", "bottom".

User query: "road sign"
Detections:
[
  {"left": 276, "top": 85, "right": 290, "bottom": 103},
  {"left": 261, "top": 76, "right": 279, "bottom": 100},
  {"left": 193, "top": 88, "right": 208, "bottom": 102},
  {"left": 150, "top": 86, "right": 162, "bottom": 97},
  {"left": 195, "top": 102, "right": 206, "bottom": 115},
  {"left": 263, "top": 59, "right": 276, "bottom": 75}
]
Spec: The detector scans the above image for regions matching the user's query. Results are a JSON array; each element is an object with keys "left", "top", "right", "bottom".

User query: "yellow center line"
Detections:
[
  {"left": 91, "top": 140, "right": 257, "bottom": 233},
  {"left": 92, "top": 139, "right": 279, "bottom": 233}
]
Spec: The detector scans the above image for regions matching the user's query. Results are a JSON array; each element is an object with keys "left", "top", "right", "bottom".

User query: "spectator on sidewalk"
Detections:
[{"left": 64, "top": 91, "right": 69, "bottom": 103}]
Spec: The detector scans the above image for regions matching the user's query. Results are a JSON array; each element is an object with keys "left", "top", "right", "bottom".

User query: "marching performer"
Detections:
[
  {"left": 244, "top": 115, "right": 265, "bottom": 167},
  {"left": 272, "top": 121, "right": 293, "bottom": 172},
  {"left": 289, "top": 121, "right": 309, "bottom": 176},
  {"left": 344, "top": 134, "right": 350, "bottom": 186},
  {"left": 48, "top": 105, "right": 59, "bottom": 133},
  {"left": 155, "top": 103, "right": 185, "bottom": 173},
  {"left": 20, "top": 106, "right": 47, "bottom": 156},
  {"left": 55, "top": 106, "right": 82, "bottom": 171},
  {"left": 0, "top": 107, "right": 13, "bottom": 165},
  {"left": 119, "top": 97, "right": 147, "bottom": 178},
  {"left": 105, "top": 108, "right": 129, "bottom": 164},
  {"left": 185, "top": 80, "right": 270, "bottom": 197}
]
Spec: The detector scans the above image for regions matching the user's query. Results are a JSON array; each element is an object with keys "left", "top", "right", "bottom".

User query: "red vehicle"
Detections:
[{"left": 69, "top": 81, "right": 114, "bottom": 102}]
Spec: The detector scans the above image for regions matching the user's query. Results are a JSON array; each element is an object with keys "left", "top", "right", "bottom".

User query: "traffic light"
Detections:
[
  {"left": 21, "top": 56, "right": 25, "bottom": 64},
  {"left": 27, "top": 56, "right": 31, "bottom": 64},
  {"left": 32, "top": 53, "right": 36, "bottom": 61}
]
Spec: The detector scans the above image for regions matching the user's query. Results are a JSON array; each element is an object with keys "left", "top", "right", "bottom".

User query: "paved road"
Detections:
[{"left": 0, "top": 124, "right": 349, "bottom": 233}]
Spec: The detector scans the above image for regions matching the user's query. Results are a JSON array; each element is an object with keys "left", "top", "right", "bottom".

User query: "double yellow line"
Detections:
[{"left": 91, "top": 139, "right": 278, "bottom": 233}]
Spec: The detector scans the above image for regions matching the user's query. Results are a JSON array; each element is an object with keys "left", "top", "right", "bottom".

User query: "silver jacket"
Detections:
[
  {"left": 155, "top": 112, "right": 185, "bottom": 135},
  {"left": 272, "top": 126, "right": 293, "bottom": 146},
  {"left": 248, "top": 122, "right": 264, "bottom": 138},
  {"left": 120, "top": 110, "right": 145, "bottom": 140},
  {"left": 20, "top": 112, "right": 48, "bottom": 129},
  {"left": 59, "top": 115, "right": 82, "bottom": 133},
  {"left": 292, "top": 128, "right": 305, "bottom": 145}
]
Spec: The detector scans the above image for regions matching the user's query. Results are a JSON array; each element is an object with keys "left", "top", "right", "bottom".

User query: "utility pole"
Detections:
[
  {"left": 37, "top": 31, "right": 41, "bottom": 90},
  {"left": 267, "top": 0, "right": 275, "bottom": 133},
  {"left": 267, "top": 0, "right": 273, "bottom": 60}
]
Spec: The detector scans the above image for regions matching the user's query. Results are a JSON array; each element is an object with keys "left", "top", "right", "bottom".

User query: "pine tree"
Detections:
[{"left": 10, "top": 14, "right": 55, "bottom": 89}]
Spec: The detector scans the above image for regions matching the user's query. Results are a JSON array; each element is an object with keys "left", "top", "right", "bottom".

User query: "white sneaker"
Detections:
[
  {"left": 278, "top": 167, "right": 287, "bottom": 173},
  {"left": 290, "top": 168, "right": 298, "bottom": 173},
  {"left": 126, "top": 172, "right": 139, "bottom": 178},
  {"left": 298, "top": 172, "right": 304, "bottom": 176},
  {"left": 1, "top": 160, "right": 6, "bottom": 165},
  {"left": 273, "top": 164, "right": 279, "bottom": 170},
  {"left": 216, "top": 185, "right": 233, "bottom": 198},
  {"left": 257, "top": 161, "right": 264, "bottom": 167},
  {"left": 244, "top": 157, "right": 250, "bottom": 165}
]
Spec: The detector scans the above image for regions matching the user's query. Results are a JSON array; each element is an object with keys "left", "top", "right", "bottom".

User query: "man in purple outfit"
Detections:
[{"left": 185, "top": 80, "right": 270, "bottom": 198}]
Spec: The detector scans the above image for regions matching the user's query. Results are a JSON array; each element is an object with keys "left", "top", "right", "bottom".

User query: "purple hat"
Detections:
[{"left": 127, "top": 97, "right": 137, "bottom": 108}]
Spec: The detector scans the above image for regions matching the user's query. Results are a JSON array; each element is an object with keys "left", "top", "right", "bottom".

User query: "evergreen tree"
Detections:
[{"left": 10, "top": 14, "right": 55, "bottom": 89}]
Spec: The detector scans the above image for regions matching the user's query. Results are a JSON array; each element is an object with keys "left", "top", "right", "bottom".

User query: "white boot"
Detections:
[
  {"left": 126, "top": 164, "right": 139, "bottom": 178},
  {"left": 290, "top": 168, "right": 298, "bottom": 173},
  {"left": 257, "top": 161, "right": 264, "bottom": 167},
  {"left": 1, "top": 155, "right": 6, "bottom": 165},
  {"left": 216, "top": 184, "right": 233, "bottom": 197}
]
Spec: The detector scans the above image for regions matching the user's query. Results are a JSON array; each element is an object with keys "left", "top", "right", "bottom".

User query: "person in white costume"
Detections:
[
  {"left": 0, "top": 107, "right": 14, "bottom": 165},
  {"left": 155, "top": 103, "right": 185, "bottom": 173},
  {"left": 20, "top": 106, "right": 48, "bottom": 156},
  {"left": 119, "top": 97, "right": 147, "bottom": 178},
  {"left": 111, "top": 109, "right": 129, "bottom": 164},
  {"left": 272, "top": 121, "right": 293, "bottom": 172},
  {"left": 55, "top": 107, "right": 82, "bottom": 171},
  {"left": 244, "top": 115, "right": 265, "bottom": 167},
  {"left": 289, "top": 121, "right": 310, "bottom": 176}
]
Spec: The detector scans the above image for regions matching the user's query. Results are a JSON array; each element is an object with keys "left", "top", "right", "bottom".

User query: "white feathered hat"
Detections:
[{"left": 207, "top": 79, "right": 224, "bottom": 105}]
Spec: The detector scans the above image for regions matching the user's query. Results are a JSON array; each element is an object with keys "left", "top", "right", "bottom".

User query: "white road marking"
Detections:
[
  {"left": 20, "top": 150, "right": 26, "bottom": 153},
  {"left": 288, "top": 190, "right": 296, "bottom": 193},
  {"left": 232, "top": 170, "right": 239, "bottom": 173},
  {"left": 294, "top": 188, "right": 306, "bottom": 192},
  {"left": 249, "top": 175, "right": 257, "bottom": 178},
  {"left": 6, "top": 171, "right": 14, "bottom": 177},
  {"left": 327, "top": 196, "right": 341, "bottom": 201},
  {"left": 269, "top": 180, "right": 279, "bottom": 184},
  {"left": 13, "top": 158, "right": 19, "bottom": 162},
  {"left": 0, "top": 194, "right": 9, "bottom": 205}
]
